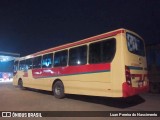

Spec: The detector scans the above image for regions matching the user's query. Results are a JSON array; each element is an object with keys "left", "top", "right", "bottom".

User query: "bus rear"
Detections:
[{"left": 122, "top": 30, "right": 149, "bottom": 97}]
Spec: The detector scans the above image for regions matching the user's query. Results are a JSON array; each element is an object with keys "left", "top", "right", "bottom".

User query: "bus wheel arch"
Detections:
[{"left": 52, "top": 79, "right": 65, "bottom": 99}]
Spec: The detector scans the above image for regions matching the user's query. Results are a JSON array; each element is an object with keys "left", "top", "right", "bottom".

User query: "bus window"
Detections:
[
  {"left": 54, "top": 50, "right": 68, "bottom": 67},
  {"left": 69, "top": 45, "right": 87, "bottom": 66},
  {"left": 19, "top": 60, "right": 26, "bottom": 71},
  {"left": 126, "top": 32, "right": 145, "bottom": 56},
  {"left": 89, "top": 39, "right": 116, "bottom": 64},
  {"left": 33, "top": 56, "right": 42, "bottom": 69},
  {"left": 42, "top": 53, "right": 53, "bottom": 68},
  {"left": 14, "top": 61, "right": 19, "bottom": 72},
  {"left": 26, "top": 58, "right": 33, "bottom": 70}
]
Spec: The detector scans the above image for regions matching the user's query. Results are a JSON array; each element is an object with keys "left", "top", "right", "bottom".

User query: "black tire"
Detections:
[
  {"left": 18, "top": 80, "right": 24, "bottom": 90},
  {"left": 53, "top": 81, "right": 65, "bottom": 99}
]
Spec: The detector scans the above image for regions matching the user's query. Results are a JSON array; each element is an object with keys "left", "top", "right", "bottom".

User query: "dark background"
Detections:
[{"left": 0, "top": 0, "right": 160, "bottom": 56}]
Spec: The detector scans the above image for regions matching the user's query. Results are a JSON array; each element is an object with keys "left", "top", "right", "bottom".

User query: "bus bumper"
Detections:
[{"left": 122, "top": 82, "right": 149, "bottom": 97}]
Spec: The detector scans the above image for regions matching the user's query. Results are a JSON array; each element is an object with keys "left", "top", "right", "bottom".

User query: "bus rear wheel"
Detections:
[{"left": 53, "top": 81, "right": 65, "bottom": 99}]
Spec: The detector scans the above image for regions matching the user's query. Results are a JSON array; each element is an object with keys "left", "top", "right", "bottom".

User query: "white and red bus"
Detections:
[{"left": 13, "top": 28, "right": 149, "bottom": 98}]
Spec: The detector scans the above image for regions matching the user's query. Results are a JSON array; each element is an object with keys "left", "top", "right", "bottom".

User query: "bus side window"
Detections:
[
  {"left": 26, "top": 58, "right": 33, "bottom": 70},
  {"left": 42, "top": 53, "right": 53, "bottom": 68},
  {"left": 33, "top": 56, "right": 42, "bottom": 69},
  {"left": 19, "top": 60, "right": 26, "bottom": 71},
  {"left": 54, "top": 50, "right": 68, "bottom": 67},
  {"left": 89, "top": 38, "right": 116, "bottom": 64},
  {"left": 69, "top": 45, "right": 87, "bottom": 66},
  {"left": 14, "top": 61, "right": 19, "bottom": 72}
]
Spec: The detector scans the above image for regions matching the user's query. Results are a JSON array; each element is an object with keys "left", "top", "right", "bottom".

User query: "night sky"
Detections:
[{"left": 0, "top": 0, "right": 160, "bottom": 56}]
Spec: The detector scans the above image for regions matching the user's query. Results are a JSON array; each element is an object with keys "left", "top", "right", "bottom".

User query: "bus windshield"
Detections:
[{"left": 126, "top": 32, "right": 145, "bottom": 56}]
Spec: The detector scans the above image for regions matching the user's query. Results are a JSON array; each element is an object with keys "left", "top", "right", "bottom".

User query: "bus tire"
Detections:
[
  {"left": 53, "top": 81, "right": 65, "bottom": 99},
  {"left": 18, "top": 79, "right": 24, "bottom": 90}
]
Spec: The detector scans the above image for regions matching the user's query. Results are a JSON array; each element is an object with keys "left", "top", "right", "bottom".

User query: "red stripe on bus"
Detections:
[
  {"left": 33, "top": 29, "right": 124, "bottom": 56},
  {"left": 32, "top": 63, "right": 110, "bottom": 78},
  {"left": 23, "top": 72, "right": 28, "bottom": 77},
  {"left": 122, "top": 82, "right": 149, "bottom": 97}
]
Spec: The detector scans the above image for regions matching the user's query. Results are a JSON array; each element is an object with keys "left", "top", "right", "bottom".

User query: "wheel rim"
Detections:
[{"left": 55, "top": 85, "right": 62, "bottom": 95}]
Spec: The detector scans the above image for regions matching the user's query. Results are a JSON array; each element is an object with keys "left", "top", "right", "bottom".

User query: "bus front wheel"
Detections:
[
  {"left": 18, "top": 79, "right": 24, "bottom": 90},
  {"left": 53, "top": 81, "right": 65, "bottom": 99}
]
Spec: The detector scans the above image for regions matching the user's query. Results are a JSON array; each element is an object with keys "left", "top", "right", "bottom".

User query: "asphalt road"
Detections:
[{"left": 0, "top": 82, "right": 160, "bottom": 120}]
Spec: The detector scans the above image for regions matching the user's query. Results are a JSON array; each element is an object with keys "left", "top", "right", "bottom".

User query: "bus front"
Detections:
[{"left": 123, "top": 30, "right": 149, "bottom": 97}]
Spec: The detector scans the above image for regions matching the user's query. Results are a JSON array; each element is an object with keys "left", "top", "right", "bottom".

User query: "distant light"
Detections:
[
  {"left": 0, "top": 56, "right": 15, "bottom": 62},
  {"left": 0, "top": 58, "right": 8, "bottom": 62}
]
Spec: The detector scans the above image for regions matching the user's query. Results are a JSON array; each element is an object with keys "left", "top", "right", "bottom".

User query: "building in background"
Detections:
[
  {"left": 0, "top": 51, "right": 20, "bottom": 83},
  {"left": 146, "top": 44, "right": 160, "bottom": 93}
]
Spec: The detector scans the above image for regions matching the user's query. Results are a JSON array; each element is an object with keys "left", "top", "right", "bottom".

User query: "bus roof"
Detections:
[{"left": 20, "top": 28, "right": 125, "bottom": 60}]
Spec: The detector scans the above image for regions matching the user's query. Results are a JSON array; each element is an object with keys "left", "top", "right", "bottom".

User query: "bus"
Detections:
[{"left": 13, "top": 28, "right": 149, "bottom": 98}]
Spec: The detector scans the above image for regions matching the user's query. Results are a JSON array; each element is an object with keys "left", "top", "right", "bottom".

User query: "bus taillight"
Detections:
[{"left": 125, "top": 66, "right": 131, "bottom": 85}]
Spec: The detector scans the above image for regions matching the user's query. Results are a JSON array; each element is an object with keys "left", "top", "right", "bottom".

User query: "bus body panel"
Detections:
[
  {"left": 110, "top": 33, "right": 126, "bottom": 97},
  {"left": 14, "top": 63, "right": 113, "bottom": 97}
]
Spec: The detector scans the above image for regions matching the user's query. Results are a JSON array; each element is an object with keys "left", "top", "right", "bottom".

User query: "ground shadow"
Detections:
[
  {"left": 22, "top": 87, "right": 53, "bottom": 95},
  {"left": 66, "top": 94, "right": 145, "bottom": 109},
  {"left": 22, "top": 87, "right": 145, "bottom": 109}
]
